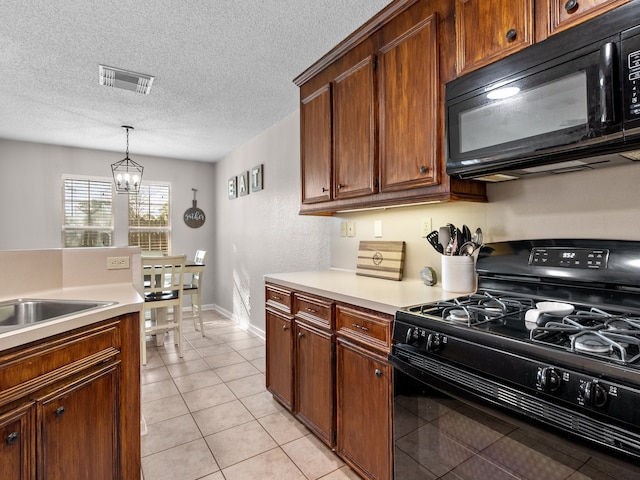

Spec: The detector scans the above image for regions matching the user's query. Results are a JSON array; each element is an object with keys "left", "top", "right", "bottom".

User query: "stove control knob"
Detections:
[
  {"left": 426, "top": 333, "right": 442, "bottom": 352},
  {"left": 579, "top": 380, "right": 608, "bottom": 408},
  {"left": 536, "top": 367, "right": 561, "bottom": 392},
  {"left": 405, "top": 327, "right": 420, "bottom": 346}
]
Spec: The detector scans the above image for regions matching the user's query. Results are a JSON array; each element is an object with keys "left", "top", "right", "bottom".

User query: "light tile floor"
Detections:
[{"left": 141, "top": 310, "right": 361, "bottom": 480}]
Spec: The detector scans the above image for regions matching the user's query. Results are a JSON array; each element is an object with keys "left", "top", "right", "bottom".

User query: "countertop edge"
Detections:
[
  {"left": 264, "top": 269, "right": 456, "bottom": 315},
  {"left": 0, "top": 283, "right": 143, "bottom": 352}
]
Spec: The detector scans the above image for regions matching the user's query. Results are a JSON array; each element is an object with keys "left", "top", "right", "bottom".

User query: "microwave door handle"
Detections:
[{"left": 598, "top": 42, "right": 618, "bottom": 126}]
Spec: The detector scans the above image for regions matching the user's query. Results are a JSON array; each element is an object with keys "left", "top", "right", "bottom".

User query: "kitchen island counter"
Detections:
[
  {"left": 265, "top": 268, "right": 458, "bottom": 315},
  {"left": 0, "top": 282, "right": 142, "bottom": 352}
]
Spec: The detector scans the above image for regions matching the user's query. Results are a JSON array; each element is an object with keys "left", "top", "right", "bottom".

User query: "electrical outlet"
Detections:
[
  {"left": 340, "top": 221, "right": 347, "bottom": 237},
  {"left": 421, "top": 217, "right": 432, "bottom": 237},
  {"left": 347, "top": 222, "right": 356, "bottom": 237},
  {"left": 107, "top": 256, "right": 130, "bottom": 270}
]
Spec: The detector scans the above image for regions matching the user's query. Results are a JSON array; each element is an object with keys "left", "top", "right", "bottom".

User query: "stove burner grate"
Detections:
[{"left": 530, "top": 308, "right": 640, "bottom": 364}]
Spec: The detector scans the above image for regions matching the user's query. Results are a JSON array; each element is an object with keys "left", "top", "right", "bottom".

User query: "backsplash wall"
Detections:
[{"left": 331, "top": 162, "right": 640, "bottom": 281}]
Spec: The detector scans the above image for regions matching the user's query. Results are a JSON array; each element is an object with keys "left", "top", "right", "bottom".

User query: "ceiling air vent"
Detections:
[{"left": 99, "top": 65, "right": 154, "bottom": 95}]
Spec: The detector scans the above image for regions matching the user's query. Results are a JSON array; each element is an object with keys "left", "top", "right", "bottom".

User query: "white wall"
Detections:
[
  {"left": 212, "top": 112, "right": 331, "bottom": 335},
  {"left": 0, "top": 139, "right": 216, "bottom": 304}
]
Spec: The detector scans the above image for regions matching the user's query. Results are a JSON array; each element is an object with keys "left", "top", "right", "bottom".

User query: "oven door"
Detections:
[
  {"left": 445, "top": 37, "right": 623, "bottom": 180},
  {"left": 390, "top": 352, "right": 640, "bottom": 480}
]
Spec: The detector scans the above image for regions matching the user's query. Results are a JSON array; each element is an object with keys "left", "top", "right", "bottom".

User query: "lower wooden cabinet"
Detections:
[
  {"left": 295, "top": 320, "right": 335, "bottom": 446},
  {"left": 266, "top": 283, "right": 394, "bottom": 480},
  {"left": 38, "top": 364, "right": 120, "bottom": 479},
  {"left": 266, "top": 308, "right": 295, "bottom": 410},
  {"left": 0, "top": 314, "right": 140, "bottom": 480},
  {"left": 336, "top": 339, "right": 392, "bottom": 480},
  {"left": 0, "top": 403, "right": 34, "bottom": 480}
]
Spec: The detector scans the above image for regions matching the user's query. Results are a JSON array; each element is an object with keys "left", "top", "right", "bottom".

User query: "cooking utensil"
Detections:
[
  {"left": 459, "top": 241, "right": 476, "bottom": 256},
  {"left": 462, "top": 224, "right": 471, "bottom": 244},
  {"left": 473, "top": 227, "right": 483, "bottom": 247},
  {"left": 425, "top": 230, "right": 443, "bottom": 254},
  {"left": 439, "top": 227, "right": 450, "bottom": 252},
  {"left": 455, "top": 228, "right": 465, "bottom": 255}
]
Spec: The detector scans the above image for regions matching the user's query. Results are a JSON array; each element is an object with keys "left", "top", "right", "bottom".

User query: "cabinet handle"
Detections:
[
  {"left": 337, "top": 184, "right": 345, "bottom": 189},
  {"left": 55, "top": 406, "right": 66, "bottom": 418},
  {"left": 272, "top": 295, "right": 281, "bottom": 301},
  {"left": 298, "top": 332, "right": 304, "bottom": 339},
  {"left": 282, "top": 324, "right": 288, "bottom": 331},
  {"left": 505, "top": 29, "right": 517, "bottom": 41},
  {"left": 374, "top": 369, "right": 382, "bottom": 377},
  {"left": 352, "top": 323, "right": 369, "bottom": 332},
  {"left": 306, "top": 308, "right": 317, "bottom": 313},
  {"left": 420, "top": 165, "right": 427, "bottom": 175},
  {"left": 564, "top": 0, "right": 578, "bottom": 12},
  {"left": 6, "top": 432, "right": 18, "bottom": 446},
  {"left": 322, "top": 187, "right": 329, "bottom": 192}
]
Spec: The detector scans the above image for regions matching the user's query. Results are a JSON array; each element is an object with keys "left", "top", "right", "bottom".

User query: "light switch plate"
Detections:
[
  {"left": 340, "top": 221, "right": 347, "bottom": 237},
  {"left": 374, "top": 220, "right": 382, "bottom": 238}
]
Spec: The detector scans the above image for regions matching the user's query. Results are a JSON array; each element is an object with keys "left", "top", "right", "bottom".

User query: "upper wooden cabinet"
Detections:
[
  {"left": 536, "top": 0, "right": 630, "bottom": 39},
  {"left": 378, "top": 7, "right": 440, "bottom": 191},
  {"left": 300, "top": 84, "right": 332, "bottom": 204},
  {"left": 455, "top": 0, "right": 535, "bottom": 75},
  {"left": 332, "top": 47, "right": 378, "bottom": 200},
  {"left": 295, "top": 0, "right": 487, "bottom": 215}
]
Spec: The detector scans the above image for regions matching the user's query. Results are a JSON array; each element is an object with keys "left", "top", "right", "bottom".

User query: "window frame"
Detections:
[
  {"left": 61, "top": 175, "right": 115, "bottom": 248},
  {"left": 128, "top": 181, "right": 172, "bottom": 255}
]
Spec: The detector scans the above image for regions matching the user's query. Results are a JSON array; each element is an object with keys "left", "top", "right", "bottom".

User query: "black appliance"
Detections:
[
  {"left": 445, "top": 2, "right": 640, "bottom": 182},
  {"left": 390, "top": 239, "right": 640, "bottom": 479}
]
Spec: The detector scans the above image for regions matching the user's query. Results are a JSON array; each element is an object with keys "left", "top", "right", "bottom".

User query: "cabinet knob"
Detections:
[
  {"left": 298, "top": 332, "right": 304, "bottom": 339},
  {"left": 420, "top": 165, "right": 427, "bottom": 175},
  {"left": 374, "top": 369, "right": 382, "bottom": 377},
  {"left": 564, "top": 0, "right": 578, "bottom": 12},
  {"left": 282, "top": 324, "right": 288, "bottom": 331},
  {"left": 55, "top": 406, "right": 66, "bottom": 417},
  {"left": 6, "top": 432, "right": 19, "bottom": 446},
  {"left": 505, "top": 29, "right": 517, "bottom": 41}
]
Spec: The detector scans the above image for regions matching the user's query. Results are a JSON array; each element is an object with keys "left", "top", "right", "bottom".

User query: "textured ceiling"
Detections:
[{"left": 0, "top": 0, "right": 393, "bottom": 162}]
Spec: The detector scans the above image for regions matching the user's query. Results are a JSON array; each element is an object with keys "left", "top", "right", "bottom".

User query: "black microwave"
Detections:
[{"left": 445, "top": 2, "right": 640, "bottom": 182}]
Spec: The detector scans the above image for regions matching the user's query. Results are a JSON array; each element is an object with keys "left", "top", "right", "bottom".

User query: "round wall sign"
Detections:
[{"left": 184, "top": 189, "right": 206, "bottom": 228}]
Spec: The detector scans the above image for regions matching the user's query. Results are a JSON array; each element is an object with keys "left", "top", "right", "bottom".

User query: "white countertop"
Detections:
[
  {"left": 0, "top": 283, "right": 143, "bottom": 352},
  {"left": 265, "top": 269, "right": 461, "bottom": 315}
]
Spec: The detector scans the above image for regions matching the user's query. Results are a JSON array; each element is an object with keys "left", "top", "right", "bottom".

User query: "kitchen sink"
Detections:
[{"left": 0, "top": 299, "right": 116, "bottom": 332}]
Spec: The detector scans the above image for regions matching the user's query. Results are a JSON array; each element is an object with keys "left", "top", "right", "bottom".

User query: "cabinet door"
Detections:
[
  {"left": 0, "top": 403, "right": 35, "bottom": 480},
  {"left": 541, "top": 0, "right": 629, "bottom": 37},
  {"left": 379, "top": 10, "right": 439, "bottom": 192},
  {"left": 456, "top": 0, "right": 535, "bottom": 75},
  {"left": 38, "top": 364, "right": 120, "bottom": 480},
  {"left": 333, "top": 51, "right": 377, "bottom": 200},
  {"left": 336, "top": 340, "right": 392, "bottom": 480},
  {"left": 266, "top": 309, "right": 294, "bottom": 410},
  {"left": 295, "top": 322, "right": 334, "bottom": 446},
  {"left": 301, "top": 84, "right": 332, "bottom": 204}
]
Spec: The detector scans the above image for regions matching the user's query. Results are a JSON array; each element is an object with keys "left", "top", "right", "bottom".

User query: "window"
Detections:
[
  {"left": 62, "top": 176, "right": 114, "bottom": 247},
  {"left": 129, "top": 183, "right": 171, "bottom": 255}
]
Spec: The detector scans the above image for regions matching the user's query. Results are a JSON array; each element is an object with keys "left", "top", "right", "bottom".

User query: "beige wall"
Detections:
[{"left": 331, "top": 162, "right": 640, "bottom": 281}]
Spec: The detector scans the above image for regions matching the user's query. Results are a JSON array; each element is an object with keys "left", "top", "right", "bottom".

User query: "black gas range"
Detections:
[{"left": 391, "top": 239, "right": 640, "bottom": 470}]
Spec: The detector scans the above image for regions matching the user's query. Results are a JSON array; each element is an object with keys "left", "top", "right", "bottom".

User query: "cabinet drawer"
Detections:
[
  {"left": 336, "top": 305, "right": 392, "bottom": 353},
  {"left": 0, "top": 320, "right": 121, "bottom": 404},
  {"left": 294, "top": 294, "right": 333, "bottom": 329},
  {"left": 266, "top": 285, "right": 293, "bottom": 313}
]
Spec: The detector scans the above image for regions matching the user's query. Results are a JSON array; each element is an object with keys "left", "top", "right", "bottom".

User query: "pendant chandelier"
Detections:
[{"left": 111, "top": 125, "right": 143, "bottom": 194}]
